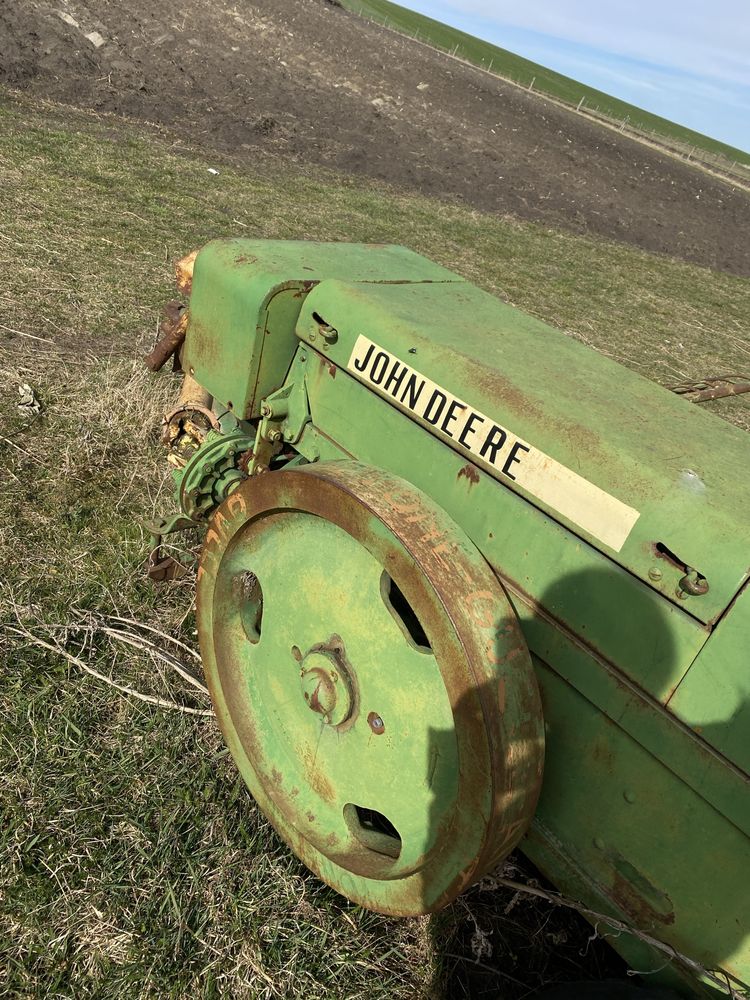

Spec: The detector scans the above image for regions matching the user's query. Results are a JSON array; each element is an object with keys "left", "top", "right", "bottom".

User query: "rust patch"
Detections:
[
  {"left": 271, "top": 767, "right": 283, "bottom": 786},
  {"left": 327, "top": 363, "right": 337, "bottom": 379},
  {"left": 175, "top": 249, "right": 198, "bottom": 296},
  {"left": 611, "top": 865, "right": 675, "bottom": 926},
  {"left": 144, "top": 300, "right": 188, "bottom": 372},
  {"left": 670, "top": 374, "right": 750, "bottom": 402},
  {"left": 308, "top": 766, "right": 335, "bottom": 803},
  {"left": 457, "top": 462, "right": 480, "bottom": 486},
  {"left": 292, "top": 279, "right": 317, "bottom": 299}
]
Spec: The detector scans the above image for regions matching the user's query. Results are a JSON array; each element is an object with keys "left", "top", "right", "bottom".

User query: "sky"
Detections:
[{"left": 397, "top": 0, "right": 750, "bottom": 153}]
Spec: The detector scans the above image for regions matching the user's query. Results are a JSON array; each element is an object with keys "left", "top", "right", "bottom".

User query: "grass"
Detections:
[
  {"left": 0, "top": 86, "right": 749, "bottom": 998},
  {"left": 341, "top": 0, "right": 750, "bottom": 169}
]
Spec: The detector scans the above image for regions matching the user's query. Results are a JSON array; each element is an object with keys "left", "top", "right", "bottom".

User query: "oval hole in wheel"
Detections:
[
  {"left": 380, "top": 572, "right": 431, "bottom": 652},
  {"left": 237, "top": 571, "right": 263, "bottom": 643},
  {"left": 344, "top": 804, "right": 402, "bottom": 860}
]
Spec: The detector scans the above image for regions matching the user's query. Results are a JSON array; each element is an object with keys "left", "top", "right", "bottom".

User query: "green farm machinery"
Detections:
[{"left": 146, "top": 240, "right": 749, "bottom": 997}]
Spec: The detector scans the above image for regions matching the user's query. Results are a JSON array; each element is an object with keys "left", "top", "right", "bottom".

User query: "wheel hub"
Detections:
[{"left": 299, "top": 649, "right": 353, "bottom": 726}]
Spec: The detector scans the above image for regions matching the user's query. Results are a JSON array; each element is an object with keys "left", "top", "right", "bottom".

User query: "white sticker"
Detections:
[{"left": 347, "top": 335, "right": 640, "bottom": 552}]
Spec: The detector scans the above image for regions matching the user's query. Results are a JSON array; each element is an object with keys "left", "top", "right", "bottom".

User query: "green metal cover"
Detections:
[
  {"left": 296, "top": 277, "right": 750, "bottom": 626},
  {"left": 183, "top": 239, "right": 461, "bottom": 419}
]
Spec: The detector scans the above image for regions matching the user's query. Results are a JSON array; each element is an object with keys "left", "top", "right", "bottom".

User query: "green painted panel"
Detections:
[
  {"left": 525, "top": 665, "right": 750, "bottom": 992},
  {"left": 297, "top": 277, "right": 750, "bottom": 624},
  {"left": 668, "top": 583, "right": 750, "bottom": 775},
  {"left": 184, "top": 239, "right": 461, "bottom": 418}
]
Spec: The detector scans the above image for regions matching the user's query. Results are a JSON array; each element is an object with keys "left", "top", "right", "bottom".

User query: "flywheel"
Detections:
[{"left": 197, "top": 460, "right": 544, "bottom": 915}]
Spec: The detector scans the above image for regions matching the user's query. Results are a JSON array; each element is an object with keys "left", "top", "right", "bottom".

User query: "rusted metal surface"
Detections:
[
  {"left": 144, "top": 250, "right": 198, "bottom": 372},
  {"left": 144, "top": 301, "right": 189, "bottom": 372},
  {"left": 457, "top": 462, "right": 480, "bottom": 486},
  {"left": 196, "top": 461, "right": 544, "bottom": 915},
  {"left": 670, "top": 374, "right": 750, "bottom": 402},
  {"left": 143, "top": 514, "right": 197, "bottom": 582},
  {"left": 147, "top": 545, "right": 189, "bottom": 582},
  {"left": 161, "top": 372, "right": 217, "bottom": 467},
  {"left": 175, "top": 249, "right": 198, "bottom": 297}
]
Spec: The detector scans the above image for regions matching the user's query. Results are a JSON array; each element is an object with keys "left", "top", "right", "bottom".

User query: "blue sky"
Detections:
[{"left": 397, "top": 1, "right": 750, "bottom": 152}]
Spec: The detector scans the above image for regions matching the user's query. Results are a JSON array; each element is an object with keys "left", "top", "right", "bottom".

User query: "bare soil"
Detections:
[{"left": 2, "top": 0, "right": 749, "bottom": 277}]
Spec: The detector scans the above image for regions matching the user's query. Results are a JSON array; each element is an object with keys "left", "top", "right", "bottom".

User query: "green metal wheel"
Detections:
[{"left": 197, "top": 461, "right": 544, "bottom": 915}]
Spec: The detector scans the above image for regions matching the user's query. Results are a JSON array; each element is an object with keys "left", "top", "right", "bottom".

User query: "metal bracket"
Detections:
[
  {"left": 250, "top": 355, "right": 312, "bottom": 475},
  {"left": 142, "top": 513, "right": 198, "bottom": 582}
]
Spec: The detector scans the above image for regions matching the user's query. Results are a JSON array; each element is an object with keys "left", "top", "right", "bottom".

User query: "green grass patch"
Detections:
[
  {"left": 1, "top": 87, "right": 748, "bottom": 997},
  {"left": 341, "top": 0, "right": 750, "bottom": 168}
]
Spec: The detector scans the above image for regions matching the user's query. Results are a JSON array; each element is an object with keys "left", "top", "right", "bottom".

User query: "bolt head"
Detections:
[{"left": 367, "top": 712, "right": 385, "bottom": 735}]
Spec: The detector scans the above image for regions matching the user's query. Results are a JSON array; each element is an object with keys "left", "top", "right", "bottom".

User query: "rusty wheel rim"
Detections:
[{"left": 197, "top": 461, "right": 544, "bottom": 915}]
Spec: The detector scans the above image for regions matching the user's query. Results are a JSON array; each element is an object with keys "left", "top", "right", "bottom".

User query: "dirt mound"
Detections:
[{"left": 3, "top": 0, "right": 749, "bottom": 276}]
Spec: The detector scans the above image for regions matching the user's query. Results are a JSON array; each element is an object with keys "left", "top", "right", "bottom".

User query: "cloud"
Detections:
[
  {"left": 405, "top": 0, "right": 750, "bottom": 148},
  {"left": 417, "top": 0, "right": 750, "bottom": 88}
]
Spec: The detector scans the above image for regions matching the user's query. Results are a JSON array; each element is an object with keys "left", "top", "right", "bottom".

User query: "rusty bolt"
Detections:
[
  {"left": 260, "top": 402, "right": 272, "bottom": 417},
  {"left": 679, "top": 570, "right": 709, "bottom": 596},
  {"left": 317, "top": 323, "right": 338, "bottom": 344},
  {"left": 367, "top": 712, "right": 385, "bottom": 735},
  {"left": 267, "top": 428, "right": 282, "bottom": 443}
]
